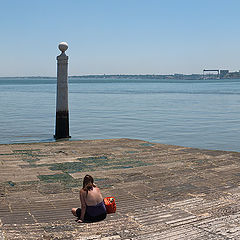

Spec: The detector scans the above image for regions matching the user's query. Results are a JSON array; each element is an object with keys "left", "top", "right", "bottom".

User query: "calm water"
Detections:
[{"left": 1, "top": 77, "right": 240, "bottom": 152}]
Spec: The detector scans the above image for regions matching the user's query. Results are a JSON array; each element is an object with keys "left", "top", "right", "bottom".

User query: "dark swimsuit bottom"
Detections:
[{"left": 76, "top": 201, "right": 107, "bottom": 222}]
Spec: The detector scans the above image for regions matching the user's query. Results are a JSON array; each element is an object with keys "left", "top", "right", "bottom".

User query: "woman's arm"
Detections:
[{"left": 79, "top": 189, "right": 87, "bottom": 221}]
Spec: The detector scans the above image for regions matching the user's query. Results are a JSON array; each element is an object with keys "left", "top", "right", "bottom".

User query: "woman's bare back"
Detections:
[{"left": 83, "top": 187, "right": 103, "bottom": 206}]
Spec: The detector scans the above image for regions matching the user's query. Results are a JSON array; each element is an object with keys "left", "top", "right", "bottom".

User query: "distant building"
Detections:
[
  {"left": 203, "top": 69, "right": 219, "bottom": 79},
  {"left": 220, "top": 70, "right": 229, "bottom": 79}
]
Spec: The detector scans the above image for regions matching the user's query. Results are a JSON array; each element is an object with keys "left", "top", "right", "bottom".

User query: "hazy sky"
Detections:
[{"left": 1, "top": 0, "right": 240, "bottom": 76}]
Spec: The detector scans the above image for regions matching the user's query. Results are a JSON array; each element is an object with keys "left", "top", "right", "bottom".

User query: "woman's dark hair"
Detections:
[{"left": 83, "top": 175, "right": 96, "bottom": 192}]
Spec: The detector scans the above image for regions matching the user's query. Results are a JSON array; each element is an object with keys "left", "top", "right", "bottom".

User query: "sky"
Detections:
[{"left": 1, "top": 0, "right": 240, "bottom": 76}]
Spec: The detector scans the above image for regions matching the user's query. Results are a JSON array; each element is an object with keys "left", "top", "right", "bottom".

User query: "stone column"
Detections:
[{"left": 54, "top": 42, "right": 70, "bottom": 139}]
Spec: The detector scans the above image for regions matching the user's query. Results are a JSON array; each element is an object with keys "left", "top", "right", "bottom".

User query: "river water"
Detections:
[{"left": 1, "top": 77, "right": 240, "bottom": 151}]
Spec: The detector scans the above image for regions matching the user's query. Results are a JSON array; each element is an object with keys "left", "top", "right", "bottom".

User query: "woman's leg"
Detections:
[
  {"left": 71, "top": 208, "right": 79, "bottom": 217},
  {"left": 72, "top": 208, "right": 85, "bottom": 223}
]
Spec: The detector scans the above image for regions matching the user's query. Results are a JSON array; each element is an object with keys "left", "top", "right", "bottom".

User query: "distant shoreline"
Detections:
[{"left": 1, "top": 74, "right": 240, "bottom": 80}]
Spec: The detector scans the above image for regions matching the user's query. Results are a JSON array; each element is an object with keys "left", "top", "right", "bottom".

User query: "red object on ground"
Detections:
[{"left": 104, "top": 197, "right": 116, "bottom": 214}]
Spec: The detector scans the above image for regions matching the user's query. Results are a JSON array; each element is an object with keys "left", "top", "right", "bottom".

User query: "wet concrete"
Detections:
[{"left": 0, "top": 138, "right": 240, "bottom": 239}]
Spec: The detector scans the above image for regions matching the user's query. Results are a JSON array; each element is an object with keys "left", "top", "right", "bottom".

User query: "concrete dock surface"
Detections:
[{"left": 0, "top": 138, "right": 240, "bottom": 239}]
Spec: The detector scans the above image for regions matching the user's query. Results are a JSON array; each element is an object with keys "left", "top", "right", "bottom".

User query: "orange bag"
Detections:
[{"left": 104, "top": 197, "right": 116, "bottom": 214}]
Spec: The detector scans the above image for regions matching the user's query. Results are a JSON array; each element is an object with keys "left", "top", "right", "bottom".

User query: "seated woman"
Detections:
[{"left": 71, "top": 174, "right": 107, "bottom": 223}]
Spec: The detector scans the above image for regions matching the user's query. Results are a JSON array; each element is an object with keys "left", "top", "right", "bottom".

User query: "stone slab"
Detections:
[{"left": 0, "top": 139, "right": 240, "bottom": 239}]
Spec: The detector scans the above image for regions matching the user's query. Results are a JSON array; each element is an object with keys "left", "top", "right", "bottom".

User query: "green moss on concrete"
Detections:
[
  {"left": 7, "top": 181, "right": 15, "bottom": 187},
  {"left": 140, "top": 143, "right": 154, "bottom": 147},
  {"left": 12, "top": 149, "right": 49, "bottom": 158},
  {"left": 47, "top": 156, "right": 110, "bottom": 173},
  {"left": 21, "top": 155, "right": 151, "bottom": 173},
  {"left": 38, "top": 173, "right": 81, "bottom": 189},
  {"left": 77, "top": 156, "right": 109, "bottom": 167},
  {"left": 38, "top": 173, "right": 73, "bottom": 183},
  {"left": 103, "top": 159, "right": 152, "bottom": 170},
  {"left": 64, "top": 179, "right": 81, "bottom": 188},
  {"left": 110, "top": 165, "right": 133, "bottom": 169},
  {"left": 126, "top": 151, "right": 138, "bottom": 154},
  {"left": 48, "top": 162, "right": 89, "bottom": 173},
  {"left": 0, "top": 153, "right": 15, "bottom": 156},
  {"left": 22, "top": 158, "right": 40, "bottom": 163},
  {"left": 94, "top": 178, "right": 114, "bottom": 188}
]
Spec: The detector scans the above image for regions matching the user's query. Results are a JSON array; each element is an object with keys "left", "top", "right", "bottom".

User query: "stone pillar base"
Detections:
[{"left": 54, "top": 111, "right": 71, "bottom": 139}]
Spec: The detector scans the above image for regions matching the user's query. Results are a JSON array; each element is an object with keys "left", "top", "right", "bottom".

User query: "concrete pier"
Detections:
[
  {"left": 0, "top": 139, "right": 240, "bottom": 239},
  {"left": 54, "top": 42, "right": 70, "bottom": 139}
]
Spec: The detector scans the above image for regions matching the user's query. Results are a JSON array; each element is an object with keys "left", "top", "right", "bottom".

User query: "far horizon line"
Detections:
[{"left": 0, "top": 73, "right": 207, "bottom": 78}]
